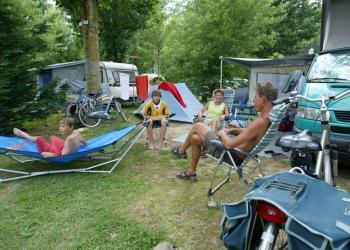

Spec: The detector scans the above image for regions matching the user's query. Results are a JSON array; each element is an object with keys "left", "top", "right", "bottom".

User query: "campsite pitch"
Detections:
[{"left": 0, "top": 107, "right": 349, "bottom": 249}]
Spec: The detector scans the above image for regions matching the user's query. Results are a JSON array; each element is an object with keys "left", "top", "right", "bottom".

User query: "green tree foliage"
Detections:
[
  {"left": 57, "top": 0, "right": 159, "bottom": 62},
  {"left": 0, "top": 0, "right": 69, "bottom": 134},
  {"left": 126, "top": 1, "right": 166, "bottom": 73},
  {"left": 257, "top": 0, "right": 322, "bottom": 57},
  {"left": 159, "top": 0, "right": 281, "bottom": 94},
  {"left": 27, "top": 0, "right": 83, "bottom": 64}
]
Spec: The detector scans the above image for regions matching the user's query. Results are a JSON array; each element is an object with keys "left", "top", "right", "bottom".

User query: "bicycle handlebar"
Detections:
[
  {"left": 272, "top": 89, "right": 350, "bottom": 106},
  {"left": 272, "top": 97, "right": 291, "bottom": 106}
]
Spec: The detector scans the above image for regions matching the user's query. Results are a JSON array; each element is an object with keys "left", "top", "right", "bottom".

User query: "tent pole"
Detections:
[{"left": 220, "top": 56, "right": 223, "bottom": 89}]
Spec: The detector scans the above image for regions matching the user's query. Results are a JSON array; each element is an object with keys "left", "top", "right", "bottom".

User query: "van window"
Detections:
[
  {"left": 100, "top": 70, "right": 104, "bottom": 83},
  {"left": 106, "top": 69, "right": 116, "bottom": 85},
  {"left": 308, "top": 52, "right": 350, "bottom": 82},
  {"left": 112, "top": 69, "right": 120, "bottom": 83},
  {"left": 106, "top": 68, "right": 136, "bottom": 86},
  {"left": 121, "top": 70, "right": 136, "bottom": 83}
]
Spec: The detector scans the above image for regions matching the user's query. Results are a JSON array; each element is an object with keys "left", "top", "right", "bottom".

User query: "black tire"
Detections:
[
  {"left": 78, "top": 102, "right": 101, "bottom": 128},
  {"left": 65, "top": 103, "right": 78, "bottom": 118}
]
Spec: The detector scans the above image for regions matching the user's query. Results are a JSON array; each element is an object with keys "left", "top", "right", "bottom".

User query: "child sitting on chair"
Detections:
[
  {"left": 197, "top": 89, "right": 229, "bottom": 131},
  {"left": 142, "top": 90, "right": 170, "bottom": 150},
  {"left": 13, "top": 117, "right": 87, "bottom": 157}
]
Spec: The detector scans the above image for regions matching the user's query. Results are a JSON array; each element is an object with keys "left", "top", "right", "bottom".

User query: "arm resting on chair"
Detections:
[
  {"left": 217, "top": 117, "right": 268, "bottom": 149},
  {"left": 209, "top": 140, "right": 250, "bottom": 156}
]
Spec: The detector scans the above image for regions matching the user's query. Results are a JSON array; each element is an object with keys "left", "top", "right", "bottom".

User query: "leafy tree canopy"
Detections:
[
  {"left": 159, "top": 0, "right": 281, "bottom": 94},
  {"left": 257, "top": 0, "right": 322, "bottom": 57},
  {"left": 0, "top": 0, "right": 73, "bottom": 133},
  {"left": 128, "top": 0, "right": 322, "bottom": 98},
  {"left": 57, "top": 0, "right": 159, "bottom": 62}
]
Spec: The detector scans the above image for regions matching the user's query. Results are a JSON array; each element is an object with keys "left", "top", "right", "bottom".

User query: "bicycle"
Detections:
[{"left": 65, "top": 88, "right": 127, "bottom": 128}]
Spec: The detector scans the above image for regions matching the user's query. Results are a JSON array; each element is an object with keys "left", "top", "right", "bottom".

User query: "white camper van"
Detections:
[{"left": 39, "top": 60, "right": 139, "bottom": 99}]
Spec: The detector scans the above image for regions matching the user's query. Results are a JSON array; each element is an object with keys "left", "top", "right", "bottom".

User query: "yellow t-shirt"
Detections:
[
  {"left": 206, "top": 101, "right": 225, "bottom": 118},
  {"left": 142, "top": 100, "right": 170, "bottom": 117}
]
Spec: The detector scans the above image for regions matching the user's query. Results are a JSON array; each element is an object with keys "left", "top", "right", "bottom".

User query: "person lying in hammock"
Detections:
[{"left": 13, "top": 117, "right": 87, "bottom": 157}]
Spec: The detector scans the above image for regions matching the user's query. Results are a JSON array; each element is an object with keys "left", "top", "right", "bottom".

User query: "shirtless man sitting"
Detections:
[
  {"left": 171, "top": 82, "right": 278, "bottom": 182},
  {"left": 13, "top": 117, "right": 87, "bottom": 157}
]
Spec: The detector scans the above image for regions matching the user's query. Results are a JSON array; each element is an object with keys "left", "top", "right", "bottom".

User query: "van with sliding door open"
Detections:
[{"left": 294, "top": 0, "right": 350, "bottom": 155}]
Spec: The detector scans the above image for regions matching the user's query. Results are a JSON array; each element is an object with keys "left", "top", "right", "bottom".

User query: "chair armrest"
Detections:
[
  {"left": 229, "top": 147, "right": 250, "bottom": 156},
  {"left": 193, "top": 114, "right": 206, "bottom": 123},
  {"left": 209, "top": 140, "right": 226, "bottom": 150},
  {"left": 142, "top": 120, "right": 150, "bottom": 127},
  {"left": 209, "top": 139, "right": 250, "bottom": 156}
]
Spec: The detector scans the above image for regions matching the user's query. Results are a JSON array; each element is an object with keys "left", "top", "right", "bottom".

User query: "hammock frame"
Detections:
[{"left": 0, "top": 125, "right": 145, "bottom": 183}]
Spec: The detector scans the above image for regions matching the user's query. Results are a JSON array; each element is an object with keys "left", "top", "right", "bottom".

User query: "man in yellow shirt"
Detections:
[{"left": 142, "top": 90, "right": 170, "bottom": 150}]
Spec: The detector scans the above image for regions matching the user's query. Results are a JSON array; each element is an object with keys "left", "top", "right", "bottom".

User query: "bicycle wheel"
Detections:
[
  {"left": 108, "top": 100, "right": 127, "bottom": 121},
  {"left": 65, "top": 103, "right": 78, "bottom": 118},
  {"left": 78, "top": 102, "right": 101, "bottom": 128},
  {"left": 257, "top": 223, "right": 288, "bottom": 250}
]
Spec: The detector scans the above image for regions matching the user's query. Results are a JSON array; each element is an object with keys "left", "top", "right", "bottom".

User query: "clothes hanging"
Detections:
[
  {"left": 136, "top": 75, "right": 148, "bottom": 100},
  {"left": 119, "top": 72, "right": 130, "bottom": 100}
]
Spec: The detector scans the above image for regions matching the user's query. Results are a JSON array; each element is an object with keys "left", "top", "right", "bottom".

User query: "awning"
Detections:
[{"left": 222, "top": 55, "right": 314, "bottom": 68}]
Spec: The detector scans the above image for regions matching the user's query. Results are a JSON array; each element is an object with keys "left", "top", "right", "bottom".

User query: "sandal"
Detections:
[
  {"left": 171, "top": 145, "right": 187, "bottom": 159},
  {"left": 176, "top": 171, "right": 197, "bottom": 182}
]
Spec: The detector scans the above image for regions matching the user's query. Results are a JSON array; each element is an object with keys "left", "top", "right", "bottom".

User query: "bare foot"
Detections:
[
  {"left": 154, "top": 144, "right": 160, "bottom": 150},
  {"left": 148, "top": 143, "right": 155, "bottom": 150},
  {"left": 13, "top": 128, "right": 28, "bottom": 138},
  {"left": 13, "top": 128, "right": 36, "bottom": 141}
]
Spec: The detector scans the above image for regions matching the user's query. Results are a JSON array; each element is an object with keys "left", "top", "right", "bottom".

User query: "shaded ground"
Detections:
[{"left": 0, "top": 114, "right": 349, "bottom": 250}]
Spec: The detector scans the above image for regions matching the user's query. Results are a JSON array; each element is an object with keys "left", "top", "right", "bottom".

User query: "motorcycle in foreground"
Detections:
[{"left": 221, "top": 90, "right": 350, "bottom": 250}]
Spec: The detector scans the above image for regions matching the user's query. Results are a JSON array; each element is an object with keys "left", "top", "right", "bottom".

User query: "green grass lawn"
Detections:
[{"left": 1, "top": 105, "right": 349, "bottom": 249}]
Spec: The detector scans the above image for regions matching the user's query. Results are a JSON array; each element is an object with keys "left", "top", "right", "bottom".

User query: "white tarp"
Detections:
[
  {"left": 321, "top": 0, "right": 350, "bottom": 51},
  {"left": 119, "top": 72, "right": 130, "bottom": 100}
]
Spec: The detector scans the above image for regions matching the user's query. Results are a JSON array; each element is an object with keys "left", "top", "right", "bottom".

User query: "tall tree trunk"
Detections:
[{"left": 81, "top": 0, "right": 100, "bottom": 95}]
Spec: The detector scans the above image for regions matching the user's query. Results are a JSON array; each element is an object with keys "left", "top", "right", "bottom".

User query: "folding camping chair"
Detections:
[
  {"left": 0, "top": 124, "right": 146, "bottom": 183},
  {"left": 193, "top": 88, "right": 235, "bottom": 130},
  {"left": 142, "top": 113, "right": 176, "bottom": 145},
  {"left": 227, "top": 101, "right": 257, "bottom": 128},
  {"left": 206, "top": 102, "right": 290, "bottom": 202},
  {"left": 226, "top": 87, "right": 257, "bottom": 128}
]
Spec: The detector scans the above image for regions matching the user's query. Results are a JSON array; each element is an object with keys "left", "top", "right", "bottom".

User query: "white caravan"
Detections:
[{"left": 39, "top": 60, "right": 139, "bottom": 99}]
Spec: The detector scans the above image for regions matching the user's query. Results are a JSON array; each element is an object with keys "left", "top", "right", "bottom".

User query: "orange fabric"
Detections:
[
  {"left": 159, "top": 81, "right": 187, "bottom": 108},
  {"left": 136, "top": 75, "right": 148, "bottom": 100}
]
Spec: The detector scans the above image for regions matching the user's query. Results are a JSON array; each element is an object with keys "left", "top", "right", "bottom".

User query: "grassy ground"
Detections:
[{"left": 1, "top": 106, "right": 349, "bottom": 249}]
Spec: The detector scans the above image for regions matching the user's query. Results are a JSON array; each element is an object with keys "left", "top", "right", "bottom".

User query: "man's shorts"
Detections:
[
  {"left": 203, "top": 130, "right": 244, "bottom": 165},
  {"left": 143, "top": 119, "right": 168, "bottom": 128}
]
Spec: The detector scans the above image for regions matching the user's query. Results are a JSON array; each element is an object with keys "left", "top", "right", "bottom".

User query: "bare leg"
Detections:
[
  {"left": 179, "top": 123, "right": 210, "bottom": 153},
  {"left": 159, "top": 118, "right": 167, "bottom": 147},
  {"left": 186, "top": 134, "right": 203, "bottom": 174},
  {"left": 13, "top": 128, "right": 37, "bottom": 142},
  {"left": 146, "top": 120, "right": 154, "bottom": 149}
]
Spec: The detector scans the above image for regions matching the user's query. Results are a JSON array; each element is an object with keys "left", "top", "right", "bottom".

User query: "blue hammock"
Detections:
[
  {"left": 0, "top": 125, "right": 136, "bottom": 163},
  {"left": 0, "top": 124, "right": 145, "bottom": 183}
]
